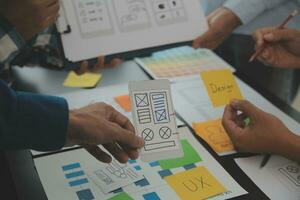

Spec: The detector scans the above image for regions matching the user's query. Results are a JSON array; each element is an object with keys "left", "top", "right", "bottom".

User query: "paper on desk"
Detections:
[
  {"left": 200, "top": 69, "right": 243, "bottom": 107},
  {"left": 86, "top": 159, "right": 143, "bottom": 194},
  {"left": 135, "top": 47, "right": 235, "bottom": 82},
  {"left": 192, "top": 119, "right": 235, "bottom": 155},
  {"left": 235, "top": 155, "right": 300, "bottom": 200},
  {"left": 59, "top": 0, "right": 208, "bottom": 62},
  {"left": 34, "top": 127, "right": 247, "bottom": 200},
  {"left": 165, "top": 166, "right": 227, "bottom": 200},
  {"left": 63, "top": 71, "right": 102, "bottom": 88}
]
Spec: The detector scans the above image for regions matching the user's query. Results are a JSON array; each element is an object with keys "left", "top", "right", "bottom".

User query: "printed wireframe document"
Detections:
[
  {"left": 129, "top": 80, "right": 183, "bottom": 162},
  {"left": 57, "top": 0, "right": 208, "bottom": 62}
]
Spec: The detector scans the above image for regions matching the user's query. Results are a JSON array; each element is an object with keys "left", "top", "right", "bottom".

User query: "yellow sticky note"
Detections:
[
  {"left": 200, "top": 69, "right": 243, "bottom": 107},
  {"left": 114, "top": 95, "right": 131, "bottom": 112},
  {"left": 63, "top": 71, "right": 102, "bottom": 88},
  {"left": 165, "top": 166, "right": 227, "bottom": 200},
  {"left": 192, "top": 119, "right": 234, "bottom": 154}
]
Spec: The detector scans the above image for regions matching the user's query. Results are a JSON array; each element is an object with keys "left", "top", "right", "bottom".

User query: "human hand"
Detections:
[
  {"left": 252, "top": 27, "right": 300, "bottom": 68},
  {"left": 67, "top": 103, "right": 144, "bottom": 163},
  {"left": 192, "top": 7, "right": 241, "bottom": 49},
  {"left": 1, "top": 0, "right": 60, "bottom": 40},
  {"left": 222, "top": 99, "right": 294, "bottom": 154},
  {"left": 76, "top": 56, "right": 123, "bottom": 75}
]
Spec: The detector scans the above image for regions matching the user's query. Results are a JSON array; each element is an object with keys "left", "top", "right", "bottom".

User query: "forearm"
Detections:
[
  {"left": 0, "top": 80, "right": 69, "bottom": 151},
  {"left": 278, "top": 133, "right": 300, "bottom": 162},
  {"left": 223, "top": 0, "right": 285, "bottom": 25}
]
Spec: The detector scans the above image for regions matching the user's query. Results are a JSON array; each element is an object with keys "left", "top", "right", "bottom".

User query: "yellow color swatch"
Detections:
[
  {"left": 114, "top": 95, "right": 131, "bottom": 112},
  {"left": 63, "top": 71, "right": 102, "bottom": 88},
  {"left": 192, "top": 119, "right": 234, "bottom": 154},
  {"left": 200, "top": 69, "right": 243, "bottom": 107},
  {"left": 165, "top": 166, "right": 227, "bottom": 200}
]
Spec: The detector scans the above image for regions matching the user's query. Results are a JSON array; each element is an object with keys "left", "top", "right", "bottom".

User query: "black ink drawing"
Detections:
[
  {"left": 159, "top": 126, "right": 172, "bottom": 139},
  {"left": 150, "top": 92, "right": 170, "bottom": 124},
  {"left": 137, "top": 108, "right": 151, "bottom": 124},
  {"left": 151, "top": 0, "right": 187, "bottom": 26},
  {"left": 142, "top": 128, "right": 154, "bottom": 141},
  {"left": 278, "top": 163, "right": 300, "bottom": 187}
]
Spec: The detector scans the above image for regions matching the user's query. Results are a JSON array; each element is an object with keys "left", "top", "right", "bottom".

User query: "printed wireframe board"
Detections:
[
  {"left": 86, "top": 159, "right": 143, "bottom": 194},
  {"left": 57, "top": 0, "right": 208, "bottom": 62},
  {"left": 129, "top": 80, "right": 183, "bottom": 162}
]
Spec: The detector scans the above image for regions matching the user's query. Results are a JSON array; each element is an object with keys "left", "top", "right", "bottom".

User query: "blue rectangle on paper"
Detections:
[
  {"left": 158, "top": 169, "right": 172, "bottom": 179},
  {"left": 134, "top": 165, "right": 142, "bottom": 171},
  {"left": 65, "top": 170, "right": 85, "bottom": 179},
  {"left": 62, "top": 163, "right": 81, "bottom": 171},
  {"left": 149, "top": 161, "right": 159, "bottom": 167},
  {"left": 135, "top": 178, "right": 150, "bottom": 187},
  {"left": 183, "top": 163, "right": 197, "bottom": 170},
  {"left": 128, "top": 160, "right": 137, "bottom": 164},
  {"left": 76, "top": 189, "right": 95, "bottom": 200},
  {"left": 143, "top": 192, "right": 160, "bottom": 200},
  {"left": 69, "top": 178, "right": 88, "bottom": 187}
]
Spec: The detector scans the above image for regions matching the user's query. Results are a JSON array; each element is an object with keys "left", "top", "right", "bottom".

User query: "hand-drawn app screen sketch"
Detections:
[
  {"left": 269, "top": 162, "right": 300, "bottom": 192},
  {"left": 73, "top": 0, "right": 114, "bottom": 38},
  {"left": 151, "top": 0, "right": 188, "bottom": 26},
  {"left": 129, "top": 80, "right": 183, "bottom": 162},
  {"left": 112, "top": 0, "right": 151, "bottom": 32}
]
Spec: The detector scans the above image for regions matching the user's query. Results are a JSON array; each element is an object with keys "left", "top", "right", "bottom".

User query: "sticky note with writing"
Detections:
[
  {"left": 192, "top": 119, "right": 234, "bottom": 154},
  {"left": 200, "top": 69, "right": 243, "bottom": 107},
  {"left": 114, "top": 95, "right": 131, "bottom": 112},
  {"left": 165, "top": 166, "right": 227, "bottom": 200},
  {"left": 63, "top": 71, "right": 102, "bottom": 88}
]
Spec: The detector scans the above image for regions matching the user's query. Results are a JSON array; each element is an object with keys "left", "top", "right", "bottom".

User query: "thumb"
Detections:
[
  {"left": 263, "top": 29, "right": 298, "bottom": 42},
  {"left": 230, "top": 100, "right": 261, "bottom": 122}
]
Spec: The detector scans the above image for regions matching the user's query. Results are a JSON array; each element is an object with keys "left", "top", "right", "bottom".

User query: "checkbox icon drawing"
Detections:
[
  {"left": 155, "top": 109, "right": 167, "bottom": 121},
  {"left": 135, "top": 93, "right": 149, "bottom": 107}
]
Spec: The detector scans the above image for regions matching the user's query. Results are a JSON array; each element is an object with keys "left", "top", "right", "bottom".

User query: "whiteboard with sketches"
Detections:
[{"left": 57, "top": 0, "right": 208, "bottom": 62}]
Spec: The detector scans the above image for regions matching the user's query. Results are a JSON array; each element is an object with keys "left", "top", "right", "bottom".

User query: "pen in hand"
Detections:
[{"left": 249, "top": 9, "right": 298, "bottom": 63}]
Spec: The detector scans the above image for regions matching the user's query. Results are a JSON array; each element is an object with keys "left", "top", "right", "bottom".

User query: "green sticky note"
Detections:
[
  {"left": 244, "top": 117, "right": 251, "bottom": 126},
  {"left": 158, "top": 139, "right": 202, "bottom": 170},
  {"left": 108, "top": 192, "right": 133, "bottom": 200}
]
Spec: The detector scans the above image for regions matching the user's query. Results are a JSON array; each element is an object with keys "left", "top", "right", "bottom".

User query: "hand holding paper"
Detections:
[{"left": 67, "top": 103, "right": 145, "bottom": 163}]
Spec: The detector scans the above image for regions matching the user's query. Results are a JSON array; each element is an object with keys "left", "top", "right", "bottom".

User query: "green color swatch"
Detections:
[
  {"left": 158, "top": 139, "right": 202, "bottom": 170},
  {"left": 108, "top": 192, "right": 133, "bottom": 200}
]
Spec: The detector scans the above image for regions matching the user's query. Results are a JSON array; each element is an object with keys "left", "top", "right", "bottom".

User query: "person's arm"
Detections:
[
  {"left": 223, "top": 0, "right": 285, "bottom": 25},
  {"left": 193, "top": 0, "right": 285, "bottom": 49},
  {"left": 0, "top": 80, "right": 68, "bottom": 151},
  {"left": 222, "top": 99, "right": 300, "bottom": 162}
]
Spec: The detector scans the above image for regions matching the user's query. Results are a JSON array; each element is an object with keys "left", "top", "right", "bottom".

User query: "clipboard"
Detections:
[{"left": 55, "top": 0, "right": 207, "bottom": 70}]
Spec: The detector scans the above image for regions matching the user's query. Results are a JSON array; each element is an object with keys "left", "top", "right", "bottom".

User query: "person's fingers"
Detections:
[
  {"left": 84, "top": 145, "right": 112, "bottom": 163},
  {"left": 192, "top": 36, "right": 202, "bottom": 49},
  {"left": 76, "top": 60, "right": 89, "bottom": 75},
  {"left": 111, "top": 124, "right": 144, "bottom": 148},
  {"left": 103, "top": 143, "right": 129, "bottom": 163},
  {"left": 91, "top": 56, "right": 105, "bottom": 72},
  {"left": 263, "top": 29, "right": 300, "bottom": 43},
  {"left": 44, "top": 0, "right": 59, "bottom": 7},
  {"left": 192, "top": 31, "right": 218, "bottom": 49},
  {"left": 107, "top": 59, "right": 123, "bottom": 68},
  {"left": 45, "top": 1, "right": 60, "bottom": 17},
  {"left": 230, "top": 99, "right": 261, "bottom": 122},
  {"left": 222, "top": 105, "right": 243, "bottom": 142}
]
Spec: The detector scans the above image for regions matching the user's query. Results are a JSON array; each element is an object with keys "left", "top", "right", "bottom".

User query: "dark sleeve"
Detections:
[{"left": 0, "top": 80, "right": 69, "bottom": 151}]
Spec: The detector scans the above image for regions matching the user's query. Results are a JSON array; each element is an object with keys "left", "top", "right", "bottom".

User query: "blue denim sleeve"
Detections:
[{"left": 0, "top": 80, "right": 69, "bottom": 151}]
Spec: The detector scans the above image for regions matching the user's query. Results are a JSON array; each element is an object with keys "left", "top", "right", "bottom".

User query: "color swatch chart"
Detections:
[{"left": 135, "top": 46, "right": 235, "bottom": 81}]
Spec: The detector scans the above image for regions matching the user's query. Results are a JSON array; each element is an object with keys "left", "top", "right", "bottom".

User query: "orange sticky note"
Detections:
[
  {"left": 165, "top": 166, "right": 227, "bottom": 200},
  {"left": 192, "top": 119, "right": 234, "bottom": 154},
  {"left": 200, "top": 69, "right": 243, "bottom": 107},
  {"left": 114, "top": 95, "right": 131, "bottom": 112}
]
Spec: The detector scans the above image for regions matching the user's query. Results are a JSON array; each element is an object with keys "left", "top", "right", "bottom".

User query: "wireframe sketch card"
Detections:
[{"left": 129, "top": 80, "right": 183, "bottom": 162}]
